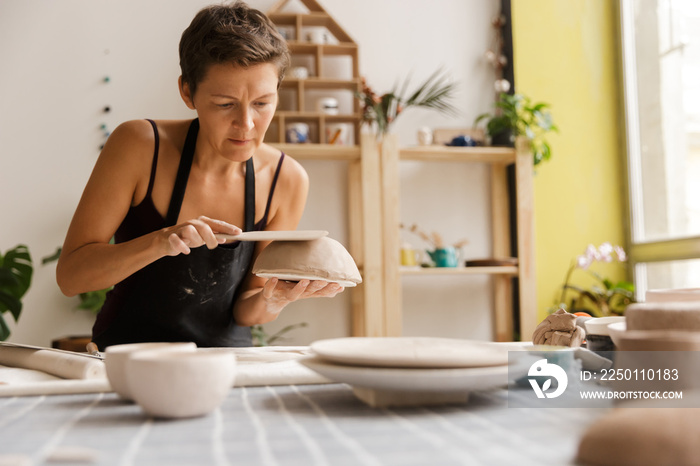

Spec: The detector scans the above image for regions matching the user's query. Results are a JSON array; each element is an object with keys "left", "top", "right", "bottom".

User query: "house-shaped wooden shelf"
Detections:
[{"left": 267, "top": 0, "right": 361, "bottom": 148}]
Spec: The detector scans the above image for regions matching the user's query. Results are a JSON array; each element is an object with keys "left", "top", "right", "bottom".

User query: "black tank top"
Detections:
[{"left": 92, "top": 119, "right": 285, "bottom": 350}]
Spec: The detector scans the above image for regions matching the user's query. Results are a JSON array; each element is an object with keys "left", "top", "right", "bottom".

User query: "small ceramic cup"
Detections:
[
  {"left": 316, "top": 97, "right": 339, "bottom": 115},
  {"left": 417, "top": 127, "right": 433, "bottom": 146},
  {"left": 126, "top": 348, "right": 236, "bottom": 419},
  {"left": 289, "top": 66, "right": 309, "bottom": 80},
  {"left": 306, "top": 28, "right": 329, "bottom": 44},
  {"left": 285, "top": 122, "right": 309, "bottom": 143},
  {"left": 325, "top": 123, "right": 351, "bottom": 145},
  {"left": 400, "top": 247, "right": 420, "bottom": 267},
  {"left": 104, "top": 342, "right": 197, "bottom": 400}
]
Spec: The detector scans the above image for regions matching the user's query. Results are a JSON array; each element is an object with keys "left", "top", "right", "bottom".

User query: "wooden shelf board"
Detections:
[
  {"left": 273, "top": 112, "right": 320, "bottom": 121},
  {"left": 287, "top": 42, "right": 320, "bottom": 54},
  {"left": 300, "top": 12, "right": 333, "bottom": 27},
  {"left": 320, "top": 43, "right": 359, "bottom": 55},
  {"left": 400, "top": 146, "right": 516, "bottom": 164},
  {"left": 324, "top": 114, "right": 362, "bottom": 122},
  {"left": 288, "top": 41, "right": 357, "bottom": 54},
  {"left": 269, "top": 11, "right": 330, "bottom": 20},
  {"left": 399, "top": 266, "right": 518, "bottom": 276},
  {"left": 270, "top": 143, "right": 360, "bottom": 160},
  {"left": 268, "top": 13, "right": 298, "bottom": 25},
  {"left": 281, "top": 78, "right": 360, "bottom": 90},
  {"left": 274, "top": 111, "right": 362, "bottom": 120}
]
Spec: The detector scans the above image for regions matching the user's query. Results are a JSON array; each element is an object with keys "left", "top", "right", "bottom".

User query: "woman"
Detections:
[{"left": 56, "top": 2, "right": 343, "bottom": 350}]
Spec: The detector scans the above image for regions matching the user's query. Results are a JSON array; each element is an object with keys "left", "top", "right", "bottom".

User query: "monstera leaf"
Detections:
[{"left": 0, "top": 244, "right": 33, "bottom": 340}]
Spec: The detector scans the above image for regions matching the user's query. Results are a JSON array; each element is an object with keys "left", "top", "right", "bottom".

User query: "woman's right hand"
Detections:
[{"left": 162, "top": 216, "right": 242, "bottom": 256}]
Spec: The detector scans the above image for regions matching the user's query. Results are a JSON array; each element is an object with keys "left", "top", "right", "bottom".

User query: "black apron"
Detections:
[{"left": 93, "top": 119, "right": 255, "bottom": 350}]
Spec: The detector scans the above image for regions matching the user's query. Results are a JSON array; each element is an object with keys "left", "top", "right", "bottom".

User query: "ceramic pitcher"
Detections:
[{"left": 427, "top": 246, "right": 460, "bottom": 267}]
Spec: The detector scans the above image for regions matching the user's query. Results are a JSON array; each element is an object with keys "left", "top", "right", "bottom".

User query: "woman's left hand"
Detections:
[{"left": 262, "top": 278, "right": 344, "bottom": 315}]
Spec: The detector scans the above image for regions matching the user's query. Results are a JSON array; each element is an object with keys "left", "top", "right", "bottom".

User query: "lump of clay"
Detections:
[
  {"left": 577, "top": 406, "right": 700, "bottom": 466},
  {"left": 253, "top": 237, "right": 362, "bottom": 287},
  {"left": 532, "top": 309, "right": 585, "bottom": 347}
]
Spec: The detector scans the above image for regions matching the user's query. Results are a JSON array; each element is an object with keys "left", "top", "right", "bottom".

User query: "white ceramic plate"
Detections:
[
  {"left": 215, "top": 230, "right": 328, "bottom": 242},
  {"left": 254, "top": 272, "right": 358, "bottom": 287},
  {"left": 310, "top": 337, "right": 509, "bottom": 368},
  {"left": 299, "top": 356, "right": 509, "bottom": 392}
]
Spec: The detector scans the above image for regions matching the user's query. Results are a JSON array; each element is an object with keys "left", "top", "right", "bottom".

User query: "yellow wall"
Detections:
[{"left": 511, "top": 0, "right": 628, "bottom": 322}]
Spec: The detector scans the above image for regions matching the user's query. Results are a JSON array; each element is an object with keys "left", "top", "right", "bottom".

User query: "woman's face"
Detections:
[{"left": 181, "top": 62, "right": 279, "bottom": 161}]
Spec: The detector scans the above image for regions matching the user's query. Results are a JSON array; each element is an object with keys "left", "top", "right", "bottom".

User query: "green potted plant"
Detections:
[
  {"left": 0, "top": 244, "right": 33, "bottom": 340},
  {"left": 474, "top": 92, "right": 558, "bottom": 166}
]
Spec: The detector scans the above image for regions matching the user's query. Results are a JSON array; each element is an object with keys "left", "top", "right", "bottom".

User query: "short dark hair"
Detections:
[{"left": 179, "top": 1, "right": 290, "bottom": 95}]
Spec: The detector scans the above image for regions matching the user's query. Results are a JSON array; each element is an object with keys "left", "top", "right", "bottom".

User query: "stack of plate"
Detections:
[{"left": 299, "top": 337, "right": 511, "bottom": 408}]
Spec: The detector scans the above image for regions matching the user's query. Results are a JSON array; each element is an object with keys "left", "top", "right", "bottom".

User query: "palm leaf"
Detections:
[{"left": 403, "top": 69, "right": 458, "bottom": 115}]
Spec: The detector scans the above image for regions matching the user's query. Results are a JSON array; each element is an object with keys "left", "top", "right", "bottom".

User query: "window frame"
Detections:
[{"left": 619, "top": 0, "right": 700, "bottom": 296}]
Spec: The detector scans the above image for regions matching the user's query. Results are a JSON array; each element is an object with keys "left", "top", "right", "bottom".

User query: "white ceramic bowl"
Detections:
[
  {"left": 104, "top": 342, "right": 197, "bottom": 400},
  {"left": 584, "top": 316, "right": 626, "bottom": 336},
  {"left": 127, "top": 348, "right": 236, "bottom": 419},
  {"left": 607, "top": 321, "right": 627, "bottom": 348}
]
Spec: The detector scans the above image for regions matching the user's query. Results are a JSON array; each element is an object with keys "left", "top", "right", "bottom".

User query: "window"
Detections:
[{"left": 621, "top": 0, "right": 700, "bottom": 296}]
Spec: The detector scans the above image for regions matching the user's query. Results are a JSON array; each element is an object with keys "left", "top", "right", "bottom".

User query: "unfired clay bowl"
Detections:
[
  {"left": 253, "top": 237, "right": 362, "bottom": 287},
  {"left": 616, "top": 329, "right": 700, "bottom": 351},
  {"left": 126, "top": 348, "right": 236, "bottom": 419},
  {"left": 104, "top": 342, "right": 196, "bottom": 400},
  {"left": 625, "top": 302, "right": 700, "bottom": 331},
  {"left": 646, "top": 288, "right": 700, "bottom": 302}
]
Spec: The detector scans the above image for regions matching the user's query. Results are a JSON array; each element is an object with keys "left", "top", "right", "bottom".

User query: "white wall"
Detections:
[{"left": 0, "top": 0, "right": 500, "bottom": 346}]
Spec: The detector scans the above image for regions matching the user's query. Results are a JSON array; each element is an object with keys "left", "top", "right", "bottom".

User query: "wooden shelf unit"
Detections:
[
  {"left": 268, "top": 2, "right": 536, "bottom": 341},
  {"left": 268, "top": 2, "right": 361, "bottom": 145},
  {"left": 378, "top": 136, "right": 536, "bottom": 342}
]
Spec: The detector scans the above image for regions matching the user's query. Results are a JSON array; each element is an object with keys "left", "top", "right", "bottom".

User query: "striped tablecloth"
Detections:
[{"left": 0, "top": 383, "right": 608, "bottom": 466}]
